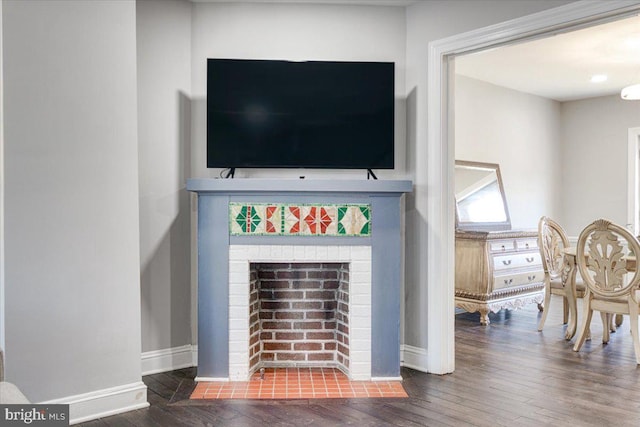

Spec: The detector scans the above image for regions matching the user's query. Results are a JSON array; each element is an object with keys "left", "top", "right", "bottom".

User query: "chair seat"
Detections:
[
  {"left": 549, "top": 276, "right": 586, "bottom": 292},
  {"left": 593, "top": 290, "right": 640, "bottom": 305}
]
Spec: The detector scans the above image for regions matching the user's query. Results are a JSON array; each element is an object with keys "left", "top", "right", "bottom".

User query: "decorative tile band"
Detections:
[{"left": 229, "top": 203, "right": 371, "bottom": 237}]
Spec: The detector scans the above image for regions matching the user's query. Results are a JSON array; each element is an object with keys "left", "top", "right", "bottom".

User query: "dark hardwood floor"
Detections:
[{"left": 81, "top": 296, "right": 640, "bottom": 426}]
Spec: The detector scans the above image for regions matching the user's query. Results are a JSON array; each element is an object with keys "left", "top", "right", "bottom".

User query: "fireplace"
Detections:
[
  {"left": 187, "top": 178, "right": 411, "bottom": 383},
  {"left": 228, "top": 245, "right": 371, "bottom": 381}
]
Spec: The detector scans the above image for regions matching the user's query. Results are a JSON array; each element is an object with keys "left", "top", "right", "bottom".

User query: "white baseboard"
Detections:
[
  {"left": 400, "top": 344, "right": 428, "bottom": 372},
  {"left": 194, "top": 376, "right": 229, "bottom": 382},
  {"left": 141, "top": 344, "right": 196, "bottom": 376},
  {"left": 192, "top": 345, "right": 198, "bottom": 367},
  {"left": 42, "top": 381, "right": 149, "bottom": 425},
  {"left": 371, "top": 376, "right": 403, "bottom": 382}
]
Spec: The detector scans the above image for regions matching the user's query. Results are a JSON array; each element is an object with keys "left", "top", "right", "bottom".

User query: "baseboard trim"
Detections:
[
  {"left": 400, "top": 344, "right": 428, "bottom": 373},
  {"left": 371, "top": 376, "right": 403, "bottom": 382},
  {"left": 194, "top": 376, "right": 229, "bottom": 382},
  {"left": 192, "top": 345, "right": 198, "bottom": 367},
  {"left": 141, "top": 344, "right": 196, "bottom": 376},
  {"left": 42, "top": 381, "right": 149, "bottom": 425}
]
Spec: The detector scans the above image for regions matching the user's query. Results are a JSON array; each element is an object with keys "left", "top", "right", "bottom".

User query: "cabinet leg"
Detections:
[
  {"left": 479, "top": 309, "right": 490, "bottom": 325},
  {"left": 537, "top": 303, "right": 544, "bottom": 312}
]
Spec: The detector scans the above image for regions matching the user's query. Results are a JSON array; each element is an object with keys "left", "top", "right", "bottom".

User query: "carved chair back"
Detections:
[
  {"left": 538, "top": 216, "right": 570, "bottom": 281},
  {"left": 576, "top": 219, "right": 640, "bottom": 300}
]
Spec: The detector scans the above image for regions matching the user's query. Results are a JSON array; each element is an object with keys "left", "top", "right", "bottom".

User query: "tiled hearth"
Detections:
[{"left": 191, "top": 368, "right": 407, "bottom": 400}]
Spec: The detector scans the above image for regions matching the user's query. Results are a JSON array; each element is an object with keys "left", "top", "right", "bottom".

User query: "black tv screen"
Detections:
[{"left": 207, "top": 59, "right": 394, "bottom": 169}]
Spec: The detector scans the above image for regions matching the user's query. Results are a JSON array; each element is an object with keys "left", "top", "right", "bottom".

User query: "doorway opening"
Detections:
[
  {"left": 628, "top": 127, "right": 640, "bottom": 235},
  {"left": 427, "top": 2, "right": 640, "bottom": 374}
]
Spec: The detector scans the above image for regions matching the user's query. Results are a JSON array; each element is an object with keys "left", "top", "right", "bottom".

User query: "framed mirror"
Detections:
[{"left": 455, "top": 160, "right": 511, "bottom": 231}]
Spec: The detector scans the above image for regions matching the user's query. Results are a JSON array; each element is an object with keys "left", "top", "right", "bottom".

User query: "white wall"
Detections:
[
  {"left": 0, "top": 0, "right": 5, "bottom": 356},
  {"left": 560, "top": 94, "right": 640, "bottom": 236},
  {"left": 3, "top": 0, "right": 144, "bottom": 407},
  {"left": 456, "top": 86, "right": 640, "bottom": 240},
  {"left": 137, "top": 0, "right": 193, "bottom": 353},
  {"left": 455, "top": 75, "right": 562, "bottom": 229},
  {"left": 190, "top": 2, "right": 408, "bottom": 180},
  {"left": 404, "top": 0, "right": 573, "bottom": 356}
]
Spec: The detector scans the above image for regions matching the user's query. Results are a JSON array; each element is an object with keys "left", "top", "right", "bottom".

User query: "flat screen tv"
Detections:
[{"left": 207, "top": 58, "right": 394, "bottom": 170}]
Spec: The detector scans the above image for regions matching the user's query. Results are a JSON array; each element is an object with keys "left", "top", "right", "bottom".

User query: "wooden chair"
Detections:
[
  {"left": 573, "top": 219, "right": 640, "bottom": 364},
  {"left": 537, "top": 216, "right": 586, "bottom": 339}
]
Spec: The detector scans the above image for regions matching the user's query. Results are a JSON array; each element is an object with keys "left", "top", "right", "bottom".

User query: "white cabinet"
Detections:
[{"left": 455, "top": 230, "right": 544, "bottom": 325}]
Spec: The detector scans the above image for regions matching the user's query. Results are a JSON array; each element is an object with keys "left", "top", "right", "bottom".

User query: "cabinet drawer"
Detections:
[
  {"left": 489, "top": 240, "right": 515, "bottom": 253},
  {"left": 494, "top": 270, "right": 543, "bottom": 290},
  {"left": 493, "top": 252, "right": 541, "bottom": 271},
  {"left": 517, "top": 238, "right": 539, "bottom": 251}
]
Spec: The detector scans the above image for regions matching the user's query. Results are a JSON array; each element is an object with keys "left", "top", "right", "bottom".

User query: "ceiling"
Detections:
[
  {"left": 192, "top": 0, "right": 418, "bottom": 5},
  {"left": 456, "top": 14, "right": 640, "bottom": 102}
]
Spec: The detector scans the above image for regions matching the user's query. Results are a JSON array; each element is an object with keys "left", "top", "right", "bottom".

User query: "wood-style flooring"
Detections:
[{"left": 80, "top": 296, "right": 640, "bottom": 426}]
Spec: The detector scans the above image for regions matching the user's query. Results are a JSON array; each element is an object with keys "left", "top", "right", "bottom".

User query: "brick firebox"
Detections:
[
  {"left": 228, "top": 245, "right": 372, "bottom": 381},
  {"left": 249, "top": 263, "right": 350, "bottom": 373}
]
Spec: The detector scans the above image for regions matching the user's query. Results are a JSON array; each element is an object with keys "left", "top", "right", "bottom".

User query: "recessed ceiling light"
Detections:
[
  {"left": 590, "top": 74, "right": 608, "bottom": 83},
  {"left": 622, "top": 83, "right": 640, "bottom": 100}
]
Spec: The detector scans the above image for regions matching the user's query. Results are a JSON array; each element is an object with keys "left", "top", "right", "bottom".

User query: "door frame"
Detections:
[
  {"left": 426, "top": 0, "right": 640, "bottom": 374},
  {"left": 628, "top": 127, "right": 640, "bottom": 234}
]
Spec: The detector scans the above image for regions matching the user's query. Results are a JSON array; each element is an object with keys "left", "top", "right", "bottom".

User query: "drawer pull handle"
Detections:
[
  {"left": 504, "top": 278, "right": 513, "bottom": 285},
  {"left": 525, "top": 243, "right": 530, "bottom": 249},
  {"left": 502, "top": 260, "right": 512, "bottom": 266},
  {"left": 528, "top": 275, "right": 536, "bottom": 281},
  {"left": 526, "top": 257, "right": 534, "bottom": 263},
  {"left": 501, "top": 245, "right": 506, "bottom": 251}
]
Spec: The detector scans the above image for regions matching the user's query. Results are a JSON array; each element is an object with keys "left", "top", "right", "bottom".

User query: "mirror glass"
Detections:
[{"left": 455, "top": 160, "right": 511, "bottom": 231}]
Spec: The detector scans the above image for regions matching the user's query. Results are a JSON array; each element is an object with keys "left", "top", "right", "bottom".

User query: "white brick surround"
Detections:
[{"left": 228, "top": 245, "right": 372, "bottom": 381}]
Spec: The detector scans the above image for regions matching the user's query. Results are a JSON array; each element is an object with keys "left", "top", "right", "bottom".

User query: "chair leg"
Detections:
[
  {"left": 537, "top": 282, "right": 552, "bottom": 331},
  {"left": 601, "top": 312, "right": 611, "bottom": 343},
  {"left": 629, "top": 301, "right": 640, "bottom": 364},
  {"left": 615, "top": 314, "right": 624, "bottom": 327},
  {"left": 566, "top": 291, "right": 579, "bottom": 340},
  {"left": 562, "top": 296, "right": 569, "bottom": 325},
  {"left": 574, "top": 296, "right": 593, "bottom": 352}
]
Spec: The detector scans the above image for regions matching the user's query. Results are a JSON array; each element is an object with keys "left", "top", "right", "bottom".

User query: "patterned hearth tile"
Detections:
[{"left": 230, "top": 203, "right": 371, "bottom": 237}]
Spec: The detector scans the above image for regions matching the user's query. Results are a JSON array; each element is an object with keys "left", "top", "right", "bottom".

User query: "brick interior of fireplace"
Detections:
[{"left": 249, "top": 263, "right": 349, "bottom": 374}]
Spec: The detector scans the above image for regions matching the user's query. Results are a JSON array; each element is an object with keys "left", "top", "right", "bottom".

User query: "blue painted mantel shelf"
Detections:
[
  {"left": 187, "top": 178, "right": 412, "bottom": 381},
  {"left": 187, "top": 178, "right": 412, "bottom": 194}
]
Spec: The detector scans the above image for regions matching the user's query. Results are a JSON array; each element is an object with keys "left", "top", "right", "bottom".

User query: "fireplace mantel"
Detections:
[
  {"left": 187, "top": 178, "right": 412, "bottom": 194},
  {"left": 187, "top": 178, "right": 412, "bottom": 381}
]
